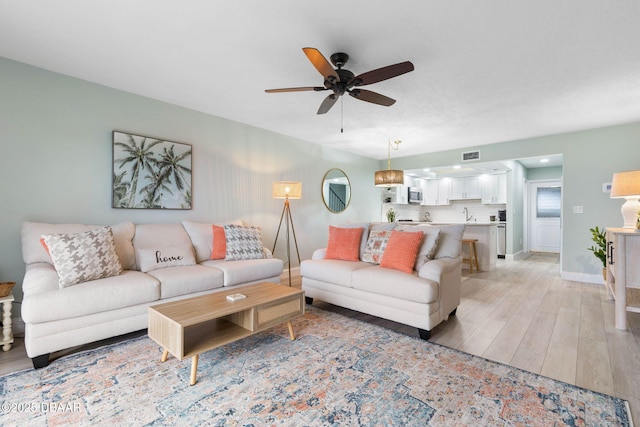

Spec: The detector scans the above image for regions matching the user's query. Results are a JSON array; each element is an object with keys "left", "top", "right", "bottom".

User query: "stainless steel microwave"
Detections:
[{"left": 408, "top": 187, "right": 422, "bottom": 204}]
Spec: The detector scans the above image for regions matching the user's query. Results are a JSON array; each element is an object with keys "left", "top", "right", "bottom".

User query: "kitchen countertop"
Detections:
[{"left": 398, "top": 221, "right": 500, "bottom": 226}]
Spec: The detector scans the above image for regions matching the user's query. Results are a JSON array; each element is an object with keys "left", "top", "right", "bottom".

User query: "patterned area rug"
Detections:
[{"left": 0, "top": 307, "right": 631, "bottom": 426}]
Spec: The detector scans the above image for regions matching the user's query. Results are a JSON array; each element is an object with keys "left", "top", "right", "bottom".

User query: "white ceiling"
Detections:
[{"left": 1, "top": 1, "right": 639, "bottom": 160}]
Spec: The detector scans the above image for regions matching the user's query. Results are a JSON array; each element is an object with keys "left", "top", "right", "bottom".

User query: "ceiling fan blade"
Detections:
[
  {"left": 349, "top": 89, "right": 396, "bottom": 106},
  {"left": 265, "top": 87, "right": 326, "bottom": 93},
  {"left": 350, "top": 61, "right": 414, "bottom": 86},
  {"left": 317, "top": 94, "right": 339, "bottom": 114},
  {"left": 303, "top": 47, "right": 340, "bottom": 83}
]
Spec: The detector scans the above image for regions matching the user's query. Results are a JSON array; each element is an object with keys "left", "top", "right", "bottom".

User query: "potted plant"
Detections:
[
  {"left": 587, "top": 226, "right": 607, "bottom": 281},
  {"left": 386, "top": 207, "right": 397, "bottom": 223}
]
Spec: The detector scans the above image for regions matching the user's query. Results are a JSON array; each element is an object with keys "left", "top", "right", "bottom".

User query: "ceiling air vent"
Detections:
[{"left": 462, "top": 150, "right": 480, "bottom": 162}]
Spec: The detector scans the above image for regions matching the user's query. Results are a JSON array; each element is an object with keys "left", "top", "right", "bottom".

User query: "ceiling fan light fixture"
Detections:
[{"left": 375, "top": 140, "right": 404, "bottom": 187}]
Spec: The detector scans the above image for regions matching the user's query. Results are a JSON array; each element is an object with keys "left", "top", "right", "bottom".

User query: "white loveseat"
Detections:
[
  {"left": 21, "top": 220, "right": 283, "bottom": 368},
  {"left": 301, "top": 222, "right": 464, "bottom": 339}
]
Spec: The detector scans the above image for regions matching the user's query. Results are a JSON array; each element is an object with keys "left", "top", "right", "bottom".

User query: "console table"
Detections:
[{"left": 606, "top": 228, "right": 640, "bottom": 330}]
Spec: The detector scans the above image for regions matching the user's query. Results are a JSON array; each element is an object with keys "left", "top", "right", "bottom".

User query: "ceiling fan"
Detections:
[{"left": 265, "top": 48, "right": 414, "bottom": 115}]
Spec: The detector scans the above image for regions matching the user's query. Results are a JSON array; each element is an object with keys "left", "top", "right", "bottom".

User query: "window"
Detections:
[{"left": 537, "top": 187, "right": 561, "bottom": 218}]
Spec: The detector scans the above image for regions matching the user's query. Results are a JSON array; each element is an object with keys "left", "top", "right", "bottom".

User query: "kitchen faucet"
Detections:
[{"left": 463, "top": 207, "right": 473, "bottom": 222}]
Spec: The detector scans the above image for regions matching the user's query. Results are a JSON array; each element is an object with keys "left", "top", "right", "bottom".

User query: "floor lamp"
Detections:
[{"left": 272, "top": 181, "right": 301, "bottom": 286}]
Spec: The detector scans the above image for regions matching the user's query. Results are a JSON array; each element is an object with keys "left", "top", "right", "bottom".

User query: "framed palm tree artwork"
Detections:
[{"left": 112, "top": 131, "right": 192, "bottom": 209}]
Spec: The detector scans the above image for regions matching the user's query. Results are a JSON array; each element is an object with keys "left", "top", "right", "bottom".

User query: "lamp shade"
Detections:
[
  {"left": 272, "top": 181, "right": 302, "bottom": 199},
  {"left": 610, "top": 170, "right": 640, "bottom": 198},
  {"left": 610, "top": 170, "right": 640, "bottom": 229},
  {"left": 374, "top": 169, "right": 404, "bottom": 187}
]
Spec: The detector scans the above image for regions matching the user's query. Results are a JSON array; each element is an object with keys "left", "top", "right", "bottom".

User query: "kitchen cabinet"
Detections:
[
  {"left": 606, "top": 228, "right": 640, "bottom": 330},
  {"left": 481, "top": 174, "right": 507, "bottom": 204},
  {"left": 450, "top": 176, "right": 481, "bottom": 200},
  {"left": 421, "top": 179, "right": 450, "bottom": 205}
]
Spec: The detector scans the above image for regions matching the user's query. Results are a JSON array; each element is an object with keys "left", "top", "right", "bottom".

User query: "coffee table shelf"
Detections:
[{"left": 148, "top": 282, "right": 304, "bottom": 385}]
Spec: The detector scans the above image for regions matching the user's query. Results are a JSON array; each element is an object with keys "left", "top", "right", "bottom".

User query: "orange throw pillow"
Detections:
[
  {"left": 325, "top": 226, "right": 364, "bottom": 261},
  {"left": 211, "top": 225, "right": 226, "bottom": 259},
  {"left": 40, "top": 238, "right": 51, "bottom": 258},
  {"left": 380, "top": 230, "right": 424, "bottom": 273}
]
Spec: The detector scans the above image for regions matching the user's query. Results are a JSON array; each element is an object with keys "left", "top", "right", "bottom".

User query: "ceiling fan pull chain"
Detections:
[{"left": 341, "top": 96, "right": 344, "bottom": 133}]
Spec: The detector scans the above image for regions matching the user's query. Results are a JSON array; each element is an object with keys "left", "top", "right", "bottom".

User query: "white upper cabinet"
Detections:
[
  {"left": 480, "top": 174, "right": 507, "bottom": 204},
  {"left": 449, "top": 176, "right": 481, "bottom": 200},
  {"left": 421, "top": 179, "right": 438, "bottom": 205},
  {"left": 420, "top": 178, "right": 451, "bottom": 205}
]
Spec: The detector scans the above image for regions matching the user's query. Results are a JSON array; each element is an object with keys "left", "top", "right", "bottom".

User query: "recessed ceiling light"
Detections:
[
  {"left": 423, "top": 168, "right": 431, "bottom": 172},
  {"left": 453, "top": 165, "right": 461, "bottom": 169},
  {"left": 540, "top": 158, "right": 549, "bottom": 163}
]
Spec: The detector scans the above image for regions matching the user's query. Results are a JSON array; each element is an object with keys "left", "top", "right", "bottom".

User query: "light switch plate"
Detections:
[{"left": 573, "top": 206, "right": 583, "bottom": 214}]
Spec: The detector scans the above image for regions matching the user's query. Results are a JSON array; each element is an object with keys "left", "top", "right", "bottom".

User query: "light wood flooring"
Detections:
[{"left": 2, "top": 255, "right": 638, "bottom": 422}]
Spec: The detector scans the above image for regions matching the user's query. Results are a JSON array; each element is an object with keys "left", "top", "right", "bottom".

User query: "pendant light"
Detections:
[{"left": 374, "top": 140, "right": 404, "bottom": 187}]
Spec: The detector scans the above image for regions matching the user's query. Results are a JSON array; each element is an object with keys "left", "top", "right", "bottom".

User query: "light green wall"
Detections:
[
  {"left": 387, "top": 124, "right": 639, "bottom": 281},
  {"left": 527, "top": 166, "right": 562, "bottom": 181},
  {"left": 0, "top": 57, "right": 380, "bottom": 302},
  {"left": 3, "top": 54, "right": 639, "bottom": 302}
]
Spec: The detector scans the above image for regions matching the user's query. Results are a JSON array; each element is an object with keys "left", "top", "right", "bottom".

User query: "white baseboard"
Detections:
[
  {"left": 560, "top": 271, "right": 604, "bottom": 285},
  {"left": 505, "top": 250, "right": 526, "bottom": 261}
]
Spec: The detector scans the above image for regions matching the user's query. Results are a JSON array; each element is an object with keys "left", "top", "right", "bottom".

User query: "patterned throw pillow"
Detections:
[
  {"left": 362, "top": 230, "right": 392, "bottom": 264},
  {"left": 223, "top": 224, "right": 265, "bottom": 261},
  {"left": 42, "top": 226, "right": 123, "bottom": 288}
]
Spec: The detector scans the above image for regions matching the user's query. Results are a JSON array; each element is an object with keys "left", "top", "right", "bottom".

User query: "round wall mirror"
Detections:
[{"left": 322, "top": 168, "right": 351, "bottom": 213}]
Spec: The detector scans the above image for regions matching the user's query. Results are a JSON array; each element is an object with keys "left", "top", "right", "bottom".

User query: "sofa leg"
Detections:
[
  {"left": 449, "top": 308, "right": 457, "bottom": 317},
  {"left": 32, "top": 354, "right": 50, "bottom": 369},
  {"left": 418, "top": 329, "right": 431, "bottom": 340},
  {"left": 305, "top": 296, "right": 314, "bottom": 305}
]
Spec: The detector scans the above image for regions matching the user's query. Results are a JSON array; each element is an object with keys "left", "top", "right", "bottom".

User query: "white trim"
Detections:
[{"left": 509, "top": 250, "right": 527, "bottom": 261}]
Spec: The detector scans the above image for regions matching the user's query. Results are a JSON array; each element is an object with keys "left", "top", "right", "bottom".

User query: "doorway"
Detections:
[{"left": 527, "top": 180, "right": 562, "bottom": 253}]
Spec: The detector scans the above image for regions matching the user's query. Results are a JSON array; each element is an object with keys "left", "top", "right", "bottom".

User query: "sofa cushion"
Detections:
[
  {"left": 300, "top": 259, "right": 371, "bottom": 287},
  {"left": 203, "top": 258, "right": 284, "bottom": 287},
  {"left": 21, "top": 270, "right": 160, "bottom": 324},
  {"left": 351, "top": 266, "right": 439, "bottom": 304},
  {"left": 182, "top": 219, "right": 243, "bottom": 263},
  {"left": 223, "top": 224, "right": 265, "bottom": 260},
  {"left": 42, "top": 226, "right": 124, "bottom": 287},
  {"left": 432, "top": 224, "right": 466, "bottom": 259},
  {"left": 136, "top": 245, "right": 196, "bottom": 272},
  {"left": 146, "top": 264, "right": 224, "bottom": 299},
  {"left": 380, "top": 230, "right": 424, "bottom": 274},
  {"left": 325, "top": 226, "right": 364, "bottom": 261},
  {"left": 361, "top": 230, "right": 392, "bottom": 264}
]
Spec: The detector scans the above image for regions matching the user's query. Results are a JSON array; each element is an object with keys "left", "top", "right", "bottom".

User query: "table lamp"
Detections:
[{"left": 610, "top": 170, "right": 640, "bottom": 229}]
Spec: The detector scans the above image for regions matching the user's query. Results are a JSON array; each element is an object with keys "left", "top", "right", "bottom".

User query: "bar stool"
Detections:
[{"left": 461, "top": 239, "right": 479, "bottom": 273}]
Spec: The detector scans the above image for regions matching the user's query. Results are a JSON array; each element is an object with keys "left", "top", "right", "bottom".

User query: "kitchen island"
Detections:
[{"left": 399, "top": 221, "right": 498, "bottom": 272}]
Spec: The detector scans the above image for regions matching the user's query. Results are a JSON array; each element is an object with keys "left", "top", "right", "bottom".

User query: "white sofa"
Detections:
[
  {"left": 21, "top": 220, "right": 284, "bottom": 368},
  {"left": 300, "top": 222, "right": 464, "bottom": 339}
]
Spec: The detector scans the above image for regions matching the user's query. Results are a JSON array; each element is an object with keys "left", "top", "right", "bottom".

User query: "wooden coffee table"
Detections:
[{"left": 148, "top": 282, "right": 304, "bottom": 385}]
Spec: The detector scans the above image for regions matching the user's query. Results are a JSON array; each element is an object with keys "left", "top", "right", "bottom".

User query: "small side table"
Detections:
[{"left": 0, "top": 293, "right": 14, "bottom": 351}]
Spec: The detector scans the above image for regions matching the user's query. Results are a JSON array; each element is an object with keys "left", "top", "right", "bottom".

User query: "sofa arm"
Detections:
[
  {"left": 312, "top": 248, "right": 327, "bottom": 260},
  {"left": 417, "top": 257, "right": 460, "bottom": 282}
]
